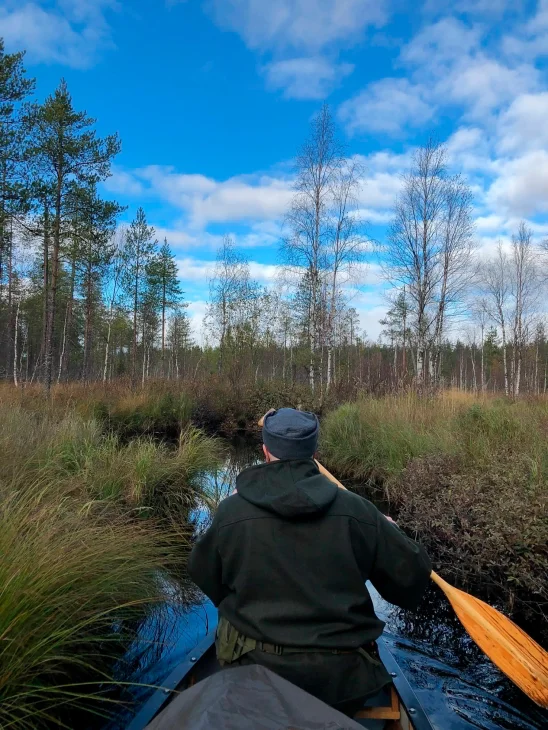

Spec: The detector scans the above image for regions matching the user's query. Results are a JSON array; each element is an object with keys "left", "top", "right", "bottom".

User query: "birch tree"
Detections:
[
  {"left": 385, "top": 140, "right": 474, "bottom": 387},
  {"left": 283, "top": 105, "right": 343, "bottom": 392}
]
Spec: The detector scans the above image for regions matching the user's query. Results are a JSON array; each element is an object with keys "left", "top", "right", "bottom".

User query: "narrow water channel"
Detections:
[{"left": 102, "top": 439, "right": 548, "bottom": 730}]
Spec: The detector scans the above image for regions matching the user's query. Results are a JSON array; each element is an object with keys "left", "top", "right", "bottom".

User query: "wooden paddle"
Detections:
[
  {"left": 314, "top": 459, "right": 548, "bottom": 709},
  {"left": 257, "top": 414, "right": 548, "bottom": 707}
]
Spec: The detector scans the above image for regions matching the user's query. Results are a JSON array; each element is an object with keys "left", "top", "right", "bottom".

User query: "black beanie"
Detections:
[{"left": 262, "top": 408, "right": 319, "bottom": 460}]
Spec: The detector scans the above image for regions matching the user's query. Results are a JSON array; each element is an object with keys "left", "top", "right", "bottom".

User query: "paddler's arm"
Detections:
[
  {"left": 369, "top": 508, "right": 432, "bottom": 610},
  {"left": 187, "top": 519, "right": 228, "bottom": 607}
]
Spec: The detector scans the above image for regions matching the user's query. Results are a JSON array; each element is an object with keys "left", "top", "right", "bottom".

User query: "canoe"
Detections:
[{"left": 126, "top": 623, "right": 435, "bottom": 730}]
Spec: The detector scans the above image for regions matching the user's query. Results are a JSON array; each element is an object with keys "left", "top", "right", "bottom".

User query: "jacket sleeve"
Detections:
[
  {"left": 368, "top": 509, "right": 432, "bottom": 610},
  {"left": 187, "top": 519, "right": 227, "bottom": 607}
]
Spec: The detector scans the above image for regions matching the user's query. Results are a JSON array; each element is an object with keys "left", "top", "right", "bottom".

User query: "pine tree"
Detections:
[
  {"left": 25, "top": 79, "right": 120, "bottom": 390},
  {"left": 0, "top": 40, "right": 35, "bottom": 378}
]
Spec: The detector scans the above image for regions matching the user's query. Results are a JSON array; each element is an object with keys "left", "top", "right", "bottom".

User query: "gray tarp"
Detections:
[{"left": 144, "top": 664, "right": 365, "bottom": 730}]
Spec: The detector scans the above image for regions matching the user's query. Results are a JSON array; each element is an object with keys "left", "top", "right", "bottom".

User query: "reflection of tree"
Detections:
[{"left": 200, "top": 438, "right": 262, "bottom": 516}]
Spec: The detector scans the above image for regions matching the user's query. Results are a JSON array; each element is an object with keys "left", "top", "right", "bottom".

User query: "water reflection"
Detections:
[{"left": 105, "top": 441, "right": 548, "bottom": 730}]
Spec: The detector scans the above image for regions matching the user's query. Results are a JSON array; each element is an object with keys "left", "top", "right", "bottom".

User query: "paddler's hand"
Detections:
[
  {"left": 384, "top": 514, "right": 397, "bottom": 525},
  {"left": 258, "top": 408, "right": 276, "bottom": 428}
]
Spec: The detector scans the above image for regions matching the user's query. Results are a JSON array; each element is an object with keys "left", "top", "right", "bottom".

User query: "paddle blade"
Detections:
[{"left": 431, "top": 572, "right": 548, "bottom": 708}]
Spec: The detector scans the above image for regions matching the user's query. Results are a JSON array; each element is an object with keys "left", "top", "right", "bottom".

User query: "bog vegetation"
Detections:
[{"left": 322, "top": 391, "right": 548, "bottom": 631}]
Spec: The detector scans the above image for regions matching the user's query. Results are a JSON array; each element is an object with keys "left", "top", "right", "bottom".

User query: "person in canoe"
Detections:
[{"left": 188, "top": 407, "right": 432, "bottom": 718}]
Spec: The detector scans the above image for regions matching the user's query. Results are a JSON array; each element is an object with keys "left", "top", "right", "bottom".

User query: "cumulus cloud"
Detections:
[
  {"left": 104, "top": 169, "right": 145, "bottom": 197},
  {"left": 264, "top": 57, "right": 354, "bottom": 99},
  {"left": 153, "top": 221, "right": 282, "bottom": 252},
  {"left": 105, "top": 165, "right": 293, "bottom": 228},
  {"left": 439, "top": 57, "right": 539, "bottom": 119},
  {"left": 341, "top": 12, "right": 541, "bottom": 139},
  {"left": 496, "top": 92, "right": 548, "bottom": 154},
  {"left": 177, "top": 257, "right": 281, "bottom": 284},
  {"left": 486, "top": 150, "right": 548, "bottom": 217},
  {"left": 339, "top": 77, "right": 434, "bottom": 135},
  {"left": 0, "top": 0, "right": 116, "bottom": 68},
  {"left": 206, "top": 0, "right": 388, "bottom": 99},
  {"left": 207, "top": 0, "right": 387, "bottom": 54}
]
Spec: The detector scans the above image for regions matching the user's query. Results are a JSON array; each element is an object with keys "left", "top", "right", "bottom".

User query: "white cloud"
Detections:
[
  {"left": 486, "top": 150, "right": 548, "bottom": 217},
  {"left": 108, "top": 165, "right": 294, "bottom": 228},
  {"left": 343, "top": 15, "right": 540, "bottom": 137},
  {"left": 177, "top": 257, "right": 282, "bottom": 285},
  {"left": 496, "top": 92, "right": 548, "bottom": 154},
  {"left": 207, "top": 0, "right": 387, "bottom": 54},
  {"left": 104, "top": 169, "right": 145, "bottom": 197},
  {"left": 186, "top": 299, "right": 209, "bottom": 343},
  {"left": 358, "top": 170, "right": 403, "bottom": 210},
  {"left": 154, "top": 220, "right": 282, "bottom": 253},
  {"left": 339, "top": 77, "right": 434, "bottom": 135},
  {"left": 206, "top": 0, "right": 387, "bottom": 99},
  {"left": 439, "top": 57, "right": 539, "bottom": 119},
  {"left": 401, "top": 17, "right": 480, "bottom": 69},
  {"left": 264, "top": 57, "right": 353, "bottom": 99},
  {"left": 190, "top": 176, "right": 293, "bottom": 227},
  {"left": 502, "top": 0, "right": 548, "bottom": 60},
  {"left": 474, "top": 214, "right": 507, "bottom": 233},
  {"left": 177, "top": 258, "right": 216, "bottom": 283},
  {"left": 422, "top": 0, "right": 513, "bottom": 16},
  {"left": 0, "top": 0, "right": 116, "bottom": 68}
]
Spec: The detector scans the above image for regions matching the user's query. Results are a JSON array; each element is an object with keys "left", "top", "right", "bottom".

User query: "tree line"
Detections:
[
  {"left": 0, "top": 41, "right": 186, "bottom": 389},
  {"left": 1, "top": 39, "right": 547, "bottom": 396}
]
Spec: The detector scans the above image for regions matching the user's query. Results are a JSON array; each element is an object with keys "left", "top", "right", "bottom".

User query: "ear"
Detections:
[{"left": 262, "top": 444, "right": 270, "bottom": 462}]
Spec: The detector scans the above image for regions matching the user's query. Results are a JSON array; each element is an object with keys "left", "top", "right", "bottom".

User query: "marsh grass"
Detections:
[
  {"left": 0, "top": 481, "right": 184, "bottom": 729},
  {"left": 0, "top": 398, "right": 223, "bottom": 728}
]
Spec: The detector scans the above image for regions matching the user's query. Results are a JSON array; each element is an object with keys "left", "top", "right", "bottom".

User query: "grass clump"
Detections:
[
  {"left": 0, "top": 480, "right": 180, "bottom": 729},
  {"left": 0, "top": 401, "right": 223, "bottom": 727},
  {"left": 0, "top": 405, "right": 223, "bottom": 519},
  {"left": 320, "top": 394, "right": 454, "bottom": 482}
]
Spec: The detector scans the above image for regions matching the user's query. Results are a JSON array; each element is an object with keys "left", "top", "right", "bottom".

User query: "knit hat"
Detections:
[{"left": 262, "top": 408, "right": 319, "bottom": 460}]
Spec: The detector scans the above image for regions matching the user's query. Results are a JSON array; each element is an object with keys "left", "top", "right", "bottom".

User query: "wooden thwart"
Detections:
[{"left": 355, "top": 686, "right": 401, "bottom": 720}]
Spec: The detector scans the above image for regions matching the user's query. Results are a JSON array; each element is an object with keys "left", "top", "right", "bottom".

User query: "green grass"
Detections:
[{"left": 0, "top": 479, "right": 182, "bottom": 729}]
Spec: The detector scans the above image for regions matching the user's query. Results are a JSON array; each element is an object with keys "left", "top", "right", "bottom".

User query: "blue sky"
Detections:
[{"left": 2, "top": 0, "right": 548, "bottom": 339}]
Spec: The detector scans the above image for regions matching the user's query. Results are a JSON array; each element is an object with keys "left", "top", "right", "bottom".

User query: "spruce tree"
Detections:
[
  {"left": 148, "top": 239, "right": 183, "bottom": 376},
  {"left": 122, "top": 207, "right": 157, "bottom": 385}
]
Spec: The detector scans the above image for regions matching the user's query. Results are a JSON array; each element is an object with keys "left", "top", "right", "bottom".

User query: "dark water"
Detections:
[{"left": 103, "top": 439, "right": 548, "bottom": 730}]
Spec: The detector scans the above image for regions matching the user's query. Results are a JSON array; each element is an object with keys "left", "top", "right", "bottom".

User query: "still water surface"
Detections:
[{"left": 103, "top": 439, "right": 548, "bottom": 730}]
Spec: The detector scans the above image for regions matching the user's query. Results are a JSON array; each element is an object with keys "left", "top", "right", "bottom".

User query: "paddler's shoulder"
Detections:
[{"left": 329, "top": 486, "right": 380, "bottom": 526}]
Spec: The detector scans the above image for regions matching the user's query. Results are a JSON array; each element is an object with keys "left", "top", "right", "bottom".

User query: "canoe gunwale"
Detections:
[
  {"left": 125, "top": 630, "right": 433, "bottom": 730},
  {"left": 125, "top": 629, "right": 217, "bottom": 730},
  {"left": 377, "top": 640, "right": 434, "bottom": 730}
]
